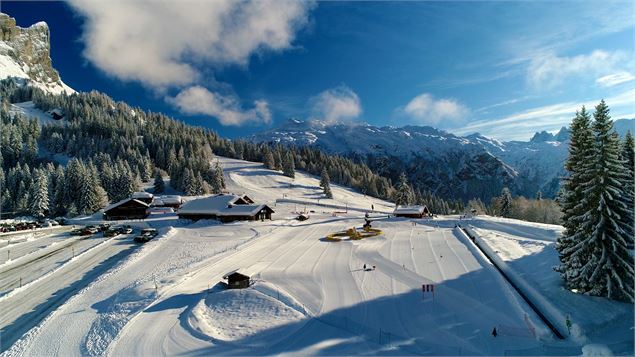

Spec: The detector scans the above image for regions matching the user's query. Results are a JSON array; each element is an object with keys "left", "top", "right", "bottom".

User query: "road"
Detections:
[{"left": 0, "top": 234, "right": 138, "bottom": 352}]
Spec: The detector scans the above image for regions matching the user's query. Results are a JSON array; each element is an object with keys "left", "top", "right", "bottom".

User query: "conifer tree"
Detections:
[
  {"left": 556, "top": 107, "right": 594, "bottom": 285},
  {"left": 29, "top": 169, "right": 49, "bottom": 218},
  {"left": 153, "top": 172, "right": 165, "bottom": 194},
  {"left": 320, "top": 168, "right": 333, "bottom": 198},
  {"left": 499, "top": 187, "right": 513, "bottom": 218},
  {"left": 395, "top": 172, "right": 414, "bottom": 205},
  {"left": 566, "top": 100, "right": 634, "bottom": 301},
  {"left": 282, "top": 152, "right": 295, "bottom": 179},
  {"left": 621, "top": 131, "right": 634, "bottom": 239},
  {"left": 214, "top": 161, "right": 225, "bottom": 189}
]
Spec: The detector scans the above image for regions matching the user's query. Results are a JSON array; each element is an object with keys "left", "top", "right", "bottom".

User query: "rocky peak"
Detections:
[{"left": 0, "top": 13, "right": 73, "bottom": 94}]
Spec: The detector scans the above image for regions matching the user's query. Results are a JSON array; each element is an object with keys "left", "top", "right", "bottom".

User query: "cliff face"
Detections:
[{"left": 0, "top": 13, "right": 73, "bottom": 94}]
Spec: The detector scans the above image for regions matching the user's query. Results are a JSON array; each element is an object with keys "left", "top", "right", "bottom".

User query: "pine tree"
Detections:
[
  {"left": 499, "top": 187, "right": 513, "bottom": 217},
  {"left": 566, "top": 100, "right": 634, "bottom": 301},
  {"left": 556, "top": 107, "right": 594, "bottom": 285},
  {"left": 621, "top": 131, "right": 634, "bottom": 239},
  {"left": 320, "top": 168, "right": 333, "bottom": 198},
  {"left": 395, "top": 172, "right": 414, "bottom": 206},
  {"left": 153, "top": 172, "right": 165, "bottom": 194},
  {"left": 282, "top": 152, "right": 295, "bottom": 179},
  {"left": 263, "top": 149, "right": 275, "bottom": 170},
  {"left": 28, "top": 169, "right": 49, "bottom": 218},
  {"left": 215, "top": 161, "right": 225, "bottom": 189}
]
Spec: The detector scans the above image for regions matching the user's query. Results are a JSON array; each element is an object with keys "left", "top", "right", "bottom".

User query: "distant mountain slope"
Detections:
[
  {"left": 0, "top": 13, "right": 73, "bottom": 95},
  {"left": 250, "top": 118, "right": 633, "bottom": 201}
]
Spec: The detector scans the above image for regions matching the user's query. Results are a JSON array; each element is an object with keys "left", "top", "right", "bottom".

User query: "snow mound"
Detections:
[
  {"left": 188, "top": 284, "right": 305, "bottom": 344},
  {"left": 581, "top": 344, "right": 613, "bottom": 356}
]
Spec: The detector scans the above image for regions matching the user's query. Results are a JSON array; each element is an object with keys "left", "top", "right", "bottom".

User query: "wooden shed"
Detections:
[
  {"left": 223, "top": 271, "right": 250, "bottom": 289},
  {"left": 103, "top": 198, "right": 150, "bottom": 220}
]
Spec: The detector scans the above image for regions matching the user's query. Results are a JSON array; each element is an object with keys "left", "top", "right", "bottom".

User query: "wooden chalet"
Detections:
[
  {"left": 223, "top": 271, "right": 250, "bottom": 289},
  {"left": 103, "top": 198, "right": 150, "bottom": 220},
  {"left": 177, "top": 194, "right": 273, "bottom": 222},
  {"left": 393, "top": 205, "right": 430, "bottom": 218}
]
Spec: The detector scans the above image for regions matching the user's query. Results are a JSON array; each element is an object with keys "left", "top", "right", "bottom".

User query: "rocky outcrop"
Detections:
[{"left": 0, "top": 13, "right": 73, "bottom": 94}]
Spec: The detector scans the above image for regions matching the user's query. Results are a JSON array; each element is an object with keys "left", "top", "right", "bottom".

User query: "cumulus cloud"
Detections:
[
  {"left": 167, "top": 86, "right": 271, "bottom": 126},
  {"left": 310, "top": 85, "right": 362, "bottom": 123},
  {"left": 68, "top": 0, "right": 313, "bottom": 126},
  {"left": 398, "top": 93, "right": 469, "bottom": 126},
  {"left": 527, "top": 50, "right": 627, "bottom": 89},
  {"left": 68, "top": 0, "right": 313, "bottom": 88},
  {"left": 596, "top": 72, "right": 635, "bottom": 87}
]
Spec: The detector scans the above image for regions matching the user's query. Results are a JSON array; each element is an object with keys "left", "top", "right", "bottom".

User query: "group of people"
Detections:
[{"left": 363, "top": 264, "right": 376, "bottom": 271}]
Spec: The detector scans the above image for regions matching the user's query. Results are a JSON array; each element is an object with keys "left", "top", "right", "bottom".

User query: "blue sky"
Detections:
[{"left": 3, "top": 1, "right": 634, "bottom": 140}]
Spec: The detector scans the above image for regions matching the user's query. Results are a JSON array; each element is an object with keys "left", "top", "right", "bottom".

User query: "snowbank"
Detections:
[{"left": 188, "top": 283, "right": 306, "bottom": 344}]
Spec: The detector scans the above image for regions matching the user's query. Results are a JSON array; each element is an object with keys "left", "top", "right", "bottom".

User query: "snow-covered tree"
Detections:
[
  {"left": 621, "top": 131, "right": 634, "bottom": 239},
  {"left": 282, "top": 152, "right": 295, "bottom": 179},
  {"left": 153, "top": 172, "right": 165, "bottom": 194},
  {"left": 214, "top": 161, "right": 225, "bottom": 190},
  {"left": 28, "top": 169, "right": 49, "bottom": 218},
  {"left": 564, "top": 100, "right": 634, "bottom": 301},
  {"left": 556, "top": 107, "right": 595, "bottom": 285},
  {"left": 499, "top": 187, "right": 513, "bottom": 217},
  {"left": 394, "top": 172, "right": 414, "bottom": 206},
  {"left": 320, "top": 168, "right": 333, "bottom": 198}
]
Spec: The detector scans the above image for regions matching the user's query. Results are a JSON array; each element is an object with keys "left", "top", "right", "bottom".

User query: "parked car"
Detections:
[
  {"left": 122, "top": 226, "right": 134, "bottom": 234},
  {"left": 71, "top": 228, "right": 84, "bottom": 235},
  {"left": 98, "top": 223, "right": 112, "bottom": 232},
  {"left": 104, "top": 227, "right": 122, "bottom": 237},
  {"left": 140, "top": 228, "right": 158, "bottom": 237},
  {"left": 133, "top": 234, "right": 152, "bottom": 243}
]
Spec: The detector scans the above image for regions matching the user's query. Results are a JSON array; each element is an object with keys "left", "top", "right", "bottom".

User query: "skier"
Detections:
[
  {"left": 372, "top": 204, "right": 374, "bottom": 211},
  {"left": 492, "top": 327, "right": 498, "bottom": 337},
  {"left": 363, "top": 263, "right": 367, "bottom": 270}
]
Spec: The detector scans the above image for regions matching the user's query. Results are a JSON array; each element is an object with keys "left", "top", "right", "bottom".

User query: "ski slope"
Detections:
[{"left": 2, "top": 157, "right": 630, "bottom": 356}]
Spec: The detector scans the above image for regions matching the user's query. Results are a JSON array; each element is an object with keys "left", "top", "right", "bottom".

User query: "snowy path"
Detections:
[{"left": 0, "top": 234, "right": 137, "bottom": 352}]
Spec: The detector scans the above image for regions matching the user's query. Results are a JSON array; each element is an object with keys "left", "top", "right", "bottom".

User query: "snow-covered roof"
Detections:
[
  {"left": 103, "top": 198, "right": 149, "bottom": 212},
  {"left": 393, "top": 205, "right": 428, "bottom": 215},
  {"left": 160, "top": 195, "right": 182, "bottom": 204},
  {"left": 132, "top": 192, "right": 154, "bottom": 199},
  {"left": 178, "top": 194, "right": 272, "bottom": 217}
]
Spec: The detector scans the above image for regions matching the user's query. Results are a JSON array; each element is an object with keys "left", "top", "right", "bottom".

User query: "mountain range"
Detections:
[{"left": 250, "top": 117, "right": 634, "bottom": 201}]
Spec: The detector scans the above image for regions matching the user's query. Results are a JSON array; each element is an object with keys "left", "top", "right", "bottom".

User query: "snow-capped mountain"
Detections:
[
  {"left": 251, "top": 118, "right": 633, "bottom": 201},
  {"left": 250, "top": 119, "right": 526, "bottom": 201},
  {"left": 0, "top": 13, "right": 74, "bottom": 95}
]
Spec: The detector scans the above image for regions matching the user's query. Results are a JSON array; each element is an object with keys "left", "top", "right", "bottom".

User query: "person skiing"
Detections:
[
  {"left": 363, "top": 263, "right": 367, "bottom": 270},
  {"left": 492, "top": 327, "right": 498, "bottom": 337}
]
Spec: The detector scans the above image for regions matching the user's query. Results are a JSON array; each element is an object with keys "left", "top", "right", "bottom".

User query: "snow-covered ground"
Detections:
[
  {"left": 468, "top": 216, "right": 634, "bottom": 355},
  {"left": 1, "top": 157, "right": 632, "bottom": 356}
]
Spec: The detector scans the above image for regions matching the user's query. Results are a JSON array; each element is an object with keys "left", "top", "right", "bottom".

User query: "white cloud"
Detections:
[
  {"left": 454, "top": 88, "right": 635, "bottom": 140},
  {"left": 398, "top": 93, "right": 468, "bottom": 126},
  {"left": 69, "top": 0, "right": 313, "bottom": 88},
  {"left": 310, "top": 85, "right": 362, "bottom": 123},
  {"left": 167, "top": 86, "right": 271, "bottom": 126},
  {"left": 596, "top": 72, "right": 635, "bottom": 87},
  {"left": 527, "top": 50, "right": 627, "bottom": 89}
]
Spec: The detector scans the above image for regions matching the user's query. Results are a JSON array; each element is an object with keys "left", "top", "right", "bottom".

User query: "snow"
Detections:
[
  {"left": 9, "top": 101, "right": 62, "bottom": 127},
  {"left": 0, "top": 157, "right": 631, "bottom": 356},
  {"left": 188, "top": 283, "right": 305, "bottom": 343}
]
